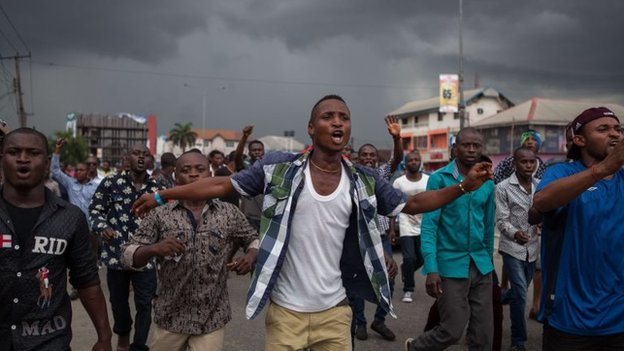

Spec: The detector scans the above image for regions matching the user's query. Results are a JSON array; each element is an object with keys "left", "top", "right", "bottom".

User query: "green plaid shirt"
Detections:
[{"left": 231, "top": 149, "right": 406, "bottom": 319}]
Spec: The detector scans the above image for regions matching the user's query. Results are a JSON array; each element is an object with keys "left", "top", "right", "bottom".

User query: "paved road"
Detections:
[{"left": 71, "top": 253, "right": 543, "bottom": 350}]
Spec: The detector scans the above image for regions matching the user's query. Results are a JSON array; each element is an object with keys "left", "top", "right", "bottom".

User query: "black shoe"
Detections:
[
  {"left": 69, "top": 289, "right": 79, "bottom": 301},
  {"left": 355, "top": 324, "right": 368, "bottom": 340},
  {"left": 371, "top": 321, "right": 395, "bottom": 341}
]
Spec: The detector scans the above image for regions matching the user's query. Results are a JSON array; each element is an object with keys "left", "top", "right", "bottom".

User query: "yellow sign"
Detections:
[{"left": 439, "top": 74, "right": 459, "bottom": 113}]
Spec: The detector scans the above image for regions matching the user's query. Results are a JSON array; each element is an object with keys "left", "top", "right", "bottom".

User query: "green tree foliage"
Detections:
[
  {"left": 169, "top": 122, "right": 197, "bottom": 152},
  {"left": 48, "top": 130, "right": 89, "bottom": 166}
]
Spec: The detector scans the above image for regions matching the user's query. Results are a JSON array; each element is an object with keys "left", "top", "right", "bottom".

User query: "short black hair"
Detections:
[
  {"left": 248, "top": 140, "right": 264, "bottom": 149},
  {"left": 208, "top": 149, "right": 224, "bottom": 158},
  {"left": 3, "top": 128, "right": 50, "bottom": 156},
  {"left": 513, "top": 146, "right": 536, "bottom": 159},
  {"left": 178, "top": 149, "right": 208, "bottom": 162},
  {"left": 160, "top": 152, "right": 177, "bottom": 168},
  {"left": 456, "top": 127, "right": 482, "bottom": 144},
  {"left": 309, "top": 94, "right": 347, "bottom": 124},
  {"left": 357, "top": 143, "right": 377, "bottom": 155}
]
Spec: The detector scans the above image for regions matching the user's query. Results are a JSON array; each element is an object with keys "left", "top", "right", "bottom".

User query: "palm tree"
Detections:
[{"left": 169, "top": 122, "right": 197, "bottom": 152}]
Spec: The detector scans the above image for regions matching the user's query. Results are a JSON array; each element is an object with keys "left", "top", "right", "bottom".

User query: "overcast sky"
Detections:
[{"left": 0, "top": 0, "right": 622, "bottom": 150}]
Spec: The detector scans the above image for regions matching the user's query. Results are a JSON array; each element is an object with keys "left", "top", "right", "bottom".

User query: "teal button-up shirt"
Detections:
[{"left": 421, "top": 160, "right": 495, "bottom": 278}]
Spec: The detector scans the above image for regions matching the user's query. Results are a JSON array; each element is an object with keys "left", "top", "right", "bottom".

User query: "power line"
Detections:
[
  {"left": 0, "top": 26, "right": 19, "bottom": 53},
  {"left": 0, "top": 3, "right": 30, "bottom": 52},
  {"left": 31, "top": 60, "right": 433, "bottom": 91}
]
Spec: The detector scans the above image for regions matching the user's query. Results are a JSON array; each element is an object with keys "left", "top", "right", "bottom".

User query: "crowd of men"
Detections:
[{"left": 0, "top": 98, "right": 623, "bottom": 351}]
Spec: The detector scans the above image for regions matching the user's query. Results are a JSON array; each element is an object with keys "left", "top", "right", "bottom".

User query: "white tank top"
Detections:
[{"left": 270, "top": 162, "right": 352, "bottom": 312}]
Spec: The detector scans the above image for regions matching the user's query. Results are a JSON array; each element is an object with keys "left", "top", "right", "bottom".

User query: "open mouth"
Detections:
[
  {"left": 16, "top": 166, "right": 31, "bottom": 177},
  {"left": 331, "top": 130, "right": 344, "bottom": 144}
]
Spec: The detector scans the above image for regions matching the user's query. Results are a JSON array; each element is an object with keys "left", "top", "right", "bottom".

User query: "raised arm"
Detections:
[
  {"left": 533, "top": 140, "right": 624, "bottom": 212},
  {"left": 132, "top": 176, "right": 235, "bottom": 216},
  {"left": 50, "top": 138, "right": 74, "bottom": 189},
  {"left": 235, "top": 125, "right": 254, "bottom": 172},
  {"left": 402, "top": 162, "right": 492, "bottom": 214},
  {"left": 385, "top": 116, "right": 403, "bottom": 173}
]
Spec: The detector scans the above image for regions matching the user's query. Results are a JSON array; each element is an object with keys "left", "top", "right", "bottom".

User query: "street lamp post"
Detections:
[
  {"left": 183, "top": 83, "right": 207, "bottom": 132},
  {"left": 202, "top": 94, "right": 206, "bottom": 132}
]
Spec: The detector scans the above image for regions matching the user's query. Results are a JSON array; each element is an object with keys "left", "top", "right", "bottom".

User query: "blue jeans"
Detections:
[
  {"left": 107, "top": 268, "right": 157, "bottom": 351},
  {"left": 502, "top": 252, "right": 535, "bottom": 347},
  {"left": 351, "top": 235, "right": 394, "bottom": 326},
  {"left": 401, "top": 236, "right": 423, "bottom": 293}
]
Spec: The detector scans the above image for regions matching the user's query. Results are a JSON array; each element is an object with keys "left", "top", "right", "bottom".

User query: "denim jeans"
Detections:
[
  {"left": 501, "top": 252, "right": 535, "bottom": 347},
  {"left": 400, "top": 235, "right": 423, "bottom": 293},
  {"left": 107, "top": 268, "right": 157, "bottom": 351},
  {"left": 351, "top": 235, "right": 394, "bottom": 327}
]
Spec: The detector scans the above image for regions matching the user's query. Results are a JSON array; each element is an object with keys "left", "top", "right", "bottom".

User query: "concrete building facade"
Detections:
[{"left": 387, "top": 87, "right": 514, "bottom": 171}]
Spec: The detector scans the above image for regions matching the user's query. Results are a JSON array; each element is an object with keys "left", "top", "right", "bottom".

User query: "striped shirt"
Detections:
[{"left": 495, "top": 173, "right": 540, "bottom": 262}]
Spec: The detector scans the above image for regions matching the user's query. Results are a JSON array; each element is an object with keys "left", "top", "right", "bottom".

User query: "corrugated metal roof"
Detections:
[{"left": 471, "top": 98, "right": 624, "bottom": 128}]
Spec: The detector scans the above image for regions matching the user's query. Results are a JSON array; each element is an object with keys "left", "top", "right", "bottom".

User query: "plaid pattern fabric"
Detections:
[
  {"left": 376, "top": 163, "right": 392, "bottom": 233},
  {"left": 231, "top": 150, "right": 406, "bottom": 320}
]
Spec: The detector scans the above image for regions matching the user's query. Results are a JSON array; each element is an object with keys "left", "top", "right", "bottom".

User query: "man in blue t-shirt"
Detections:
[{"left": 533, "top": 107, "right": 624, "bottom": 350}]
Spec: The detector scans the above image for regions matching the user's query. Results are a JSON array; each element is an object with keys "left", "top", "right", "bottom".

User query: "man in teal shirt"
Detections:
[{"left": 406, "top": 127, "right": 495, "bottom": 351}]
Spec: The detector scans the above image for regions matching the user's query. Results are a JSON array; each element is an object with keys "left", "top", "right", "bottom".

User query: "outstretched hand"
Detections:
[
  {"left": 462, "top": 162, "right": 493, "bottom": 191},
  {"left": 384, "top": 116, "right": 401, "bottom": 138},
  {"left": 131, "top": 193, "right": 158, "bottom": 217}
]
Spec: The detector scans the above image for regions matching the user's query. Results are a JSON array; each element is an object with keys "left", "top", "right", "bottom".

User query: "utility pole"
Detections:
[
  {"left": 1, "top": 53, "right": 31, "bottom": 127},
  {"left": 458, "top": 0, "right": 466, "bottom": 129}
]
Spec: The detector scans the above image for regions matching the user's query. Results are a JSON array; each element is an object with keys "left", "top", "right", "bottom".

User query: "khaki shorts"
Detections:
[
  {"left": 265, "top": 301, "right": 352, "bottom": 351},
  {"left": 150, "top": 324, "right": 224, "bottom": 351}
]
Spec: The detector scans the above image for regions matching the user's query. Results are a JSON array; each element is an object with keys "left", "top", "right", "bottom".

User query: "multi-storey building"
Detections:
[
  {"left": 68, "top": 112, "right": 156, "bottom": 164},
  {"left": 386, "top": 88, "right": 514, "bottom": 170}
]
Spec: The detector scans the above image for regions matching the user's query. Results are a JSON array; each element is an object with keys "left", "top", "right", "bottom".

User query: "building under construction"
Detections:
[{"left": 68, "top": 112, "right": 157, "bottom": 164}]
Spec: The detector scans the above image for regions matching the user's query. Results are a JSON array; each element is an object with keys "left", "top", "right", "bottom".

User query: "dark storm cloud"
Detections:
[
  {"left": 2, "top": 1, "right": 207, "bottom": 63},
  {"left": 0, "top": 0, "right": 622, "bottom": 146},
  {"left": 215, "top": 0, "right": 624, "bottom": 94}
]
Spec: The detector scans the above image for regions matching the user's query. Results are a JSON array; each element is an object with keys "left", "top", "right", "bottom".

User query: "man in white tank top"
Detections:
[{"left": 132, "top": 95, "right": 495, "bottom": 351}]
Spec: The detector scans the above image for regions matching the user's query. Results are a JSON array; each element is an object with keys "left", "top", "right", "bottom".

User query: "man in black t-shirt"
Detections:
[{"left": 0, "top": 128, "right": 112, "bottom": 351}]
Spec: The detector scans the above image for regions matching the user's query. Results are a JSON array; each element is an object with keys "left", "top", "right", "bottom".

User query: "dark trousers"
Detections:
[
  {"left": 107, "top": 268, "right": 157, "bottom": 351},
  {"left": 424, "top": 272, "right": 503, "bottom": 351},
  {"left": 401, "top": 236, "right": 424, "bottom": 292},
  {"left": 351, "top": 236, "right": 394, "bottom": 326},
  {"left": 411, "top": 263, "right": 493, "bottom": 351},
  {"left": 543, "top": 324, "right": 624, "bottom": 351}
]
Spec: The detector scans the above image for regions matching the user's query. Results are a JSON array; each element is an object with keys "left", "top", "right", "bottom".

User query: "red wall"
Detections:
[{"left": 147, "top": 115, "right": 157, "bottom": 154}]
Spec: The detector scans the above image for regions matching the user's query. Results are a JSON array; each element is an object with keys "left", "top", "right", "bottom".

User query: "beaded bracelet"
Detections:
[{"left": 154, "top": 192, "right": 166, "bottom": 206}]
